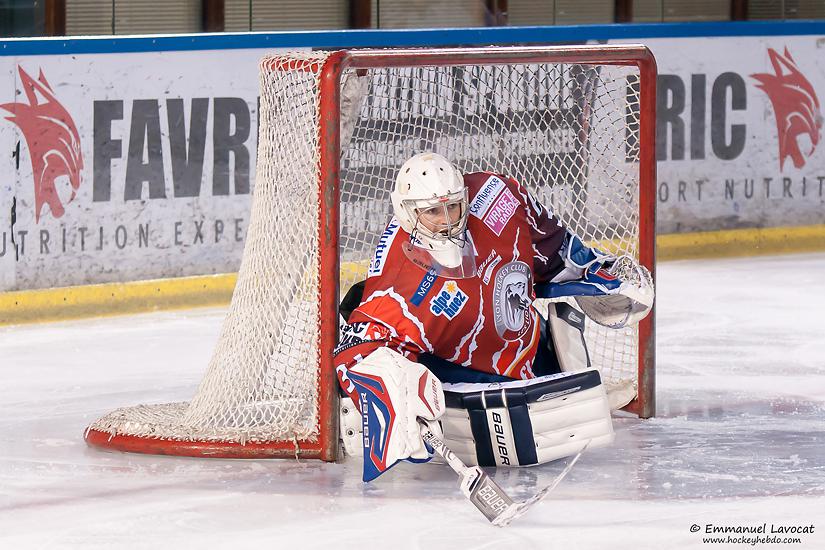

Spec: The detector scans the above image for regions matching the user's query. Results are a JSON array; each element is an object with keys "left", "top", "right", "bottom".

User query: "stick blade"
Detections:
[
  {"left": 491, "top": 502, "right": 529, "bottom": 528},
  {"left": 461, "top": 467, "right": 518, "bottom": 524},
  {"left": 492, "top": 442, "right": 590, "bottom": 527}
]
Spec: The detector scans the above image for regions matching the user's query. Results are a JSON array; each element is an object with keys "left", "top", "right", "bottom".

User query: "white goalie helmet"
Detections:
[{"left": 390, "top": 152, "right": 474, "bottom": 274}]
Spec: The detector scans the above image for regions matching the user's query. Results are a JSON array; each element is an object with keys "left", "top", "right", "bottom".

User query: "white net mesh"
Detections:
[
  {"left": 88, "top": 52, "right": 331, "bottom": 447},
  {"left": 87, "top": 49, "right": 649, "bottom": 450}
]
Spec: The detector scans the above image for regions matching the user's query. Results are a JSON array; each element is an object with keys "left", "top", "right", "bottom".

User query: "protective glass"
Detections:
[{"left": 401, "top": 239, "right": 477, "bottom": 280}]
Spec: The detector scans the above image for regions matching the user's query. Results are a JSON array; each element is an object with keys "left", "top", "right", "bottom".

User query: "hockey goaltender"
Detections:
[{"left": 333, "top": 152, "right": 654, "bottom": 482}]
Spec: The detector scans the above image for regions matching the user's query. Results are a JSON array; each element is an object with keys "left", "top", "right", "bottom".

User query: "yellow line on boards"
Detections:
[
  {"left": 2, "top": 225, "right": 823, "bottom": 326},
  {"left": 0, "top": 274, "right": 237, "bottom": 326},
  {"left": 657, "top": 224, "right": 825, "bottom": 261}
]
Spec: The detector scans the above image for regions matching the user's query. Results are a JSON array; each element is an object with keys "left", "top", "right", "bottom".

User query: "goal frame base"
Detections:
[{"left": 84, "top": 427, "right": 333, "bottom": 460}]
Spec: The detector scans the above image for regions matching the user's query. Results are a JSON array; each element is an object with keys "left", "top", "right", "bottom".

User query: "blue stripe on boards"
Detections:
[{"left": 1, "top": 20, "right": 823, "bottom": 57}]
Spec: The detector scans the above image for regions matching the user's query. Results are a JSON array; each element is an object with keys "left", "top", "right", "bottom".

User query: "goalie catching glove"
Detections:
[
  {"left": 337, "top": 347, "right": 445, "bottom": 482},
  {"left": 536, "top": 234, "right": 654, "bottom": 329}
]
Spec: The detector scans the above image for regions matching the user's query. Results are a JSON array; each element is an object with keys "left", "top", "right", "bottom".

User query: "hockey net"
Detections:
[{"left": 85, "top": 46, "right": 656, "bottom": 461}]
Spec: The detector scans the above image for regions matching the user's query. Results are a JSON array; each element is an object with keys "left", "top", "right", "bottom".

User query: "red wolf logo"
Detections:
[
  {"left": 751, "top": 47, "right": 822, "bottom": 171},
  {"left": 1, "top": 66, "right": 83, "bottom": 222}
]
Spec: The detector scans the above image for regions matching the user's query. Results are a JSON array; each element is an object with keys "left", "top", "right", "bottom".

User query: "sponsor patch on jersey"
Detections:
[
  {"left": 429, "top": 281, "right": 468, "bottom": 320},
  {"left": 476, "top": 250, "right": 500, "bottom": 285},
  {"left": 483, "top": 254, "right": 503, "bottom": 285},
  {"left": 410, "top": 267, "right": 439, "bottom": 307},
  {"left": 334, "top": 321, "right": 391, "bottom": 354},
  {"left": 368, "top": 218, "right": 401, "bottom": 278},
  {"left": 492, "top": 261, "right": 533, "bottom": 340},
  {"left": 483, "top": 187, "right": 519, "bottom": 236},
  {"left": 468, "top": 175, "right": 505, "bottom": 219}
]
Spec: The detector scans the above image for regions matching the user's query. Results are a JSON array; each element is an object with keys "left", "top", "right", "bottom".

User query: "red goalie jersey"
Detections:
[{"left": 335, "top": 172, "right": 569, "bottom": 397}]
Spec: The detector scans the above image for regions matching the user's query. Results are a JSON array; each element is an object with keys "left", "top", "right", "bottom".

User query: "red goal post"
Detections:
[{"left": 85, "top": 45, "right": 657, "bottom": 463}]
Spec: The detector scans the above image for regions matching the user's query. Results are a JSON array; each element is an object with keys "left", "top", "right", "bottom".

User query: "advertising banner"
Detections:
[
  {"left": 613, "top": 34, "right": 825, "bottom": 233},
  {"left": 2, "top": 30, "right": 823, "bottom": 292},
  {"left": 0, "top": 48, "right": 283, "bottom": 291}
]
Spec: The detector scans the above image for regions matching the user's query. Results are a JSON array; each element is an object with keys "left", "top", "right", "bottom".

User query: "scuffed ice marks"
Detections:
[{"left": 1, "top": 254, "right": 825, "bottom": 548}]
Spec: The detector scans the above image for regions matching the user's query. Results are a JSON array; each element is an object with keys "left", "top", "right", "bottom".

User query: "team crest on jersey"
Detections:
[
  {"left": 492, "top": 261, "right": 533, "bottom": 340},
  {"left": 429, "top": 281, "right": 468, "bottom": 319}
]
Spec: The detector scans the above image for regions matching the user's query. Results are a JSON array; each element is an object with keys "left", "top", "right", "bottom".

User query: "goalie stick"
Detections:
[
  {"left": 494, "top": 441, "right": 590, "bottom": 527},
  {"left": 419, "top": 422, "right": 588, "bottom": 527}
]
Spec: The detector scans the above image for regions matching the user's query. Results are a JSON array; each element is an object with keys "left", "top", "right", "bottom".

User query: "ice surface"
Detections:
[{"left": 1, "top": 254, "right": 824, "bottom": 549}]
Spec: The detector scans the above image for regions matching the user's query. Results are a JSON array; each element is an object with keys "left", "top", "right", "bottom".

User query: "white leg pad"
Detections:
[
  {"left": 339, "top": 396, "right": 363, "bottom": 458},
  {"left": 440, "top": 369, "right": 614, "bottom": 467},
  {"left": 342, "top": 370, "right": 615, "bottom": 466}
]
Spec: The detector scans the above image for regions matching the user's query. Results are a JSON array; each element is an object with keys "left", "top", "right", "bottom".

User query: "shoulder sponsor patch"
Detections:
[
  {"left": 429, "top": 281, "right": 468, "bottom": 319},
  {"left": 410, "top": 267, "right": 439, "bottom": 306},
  {"left": 368, "top": 218, "right": 401, "bottom": 278},
  {"left": 483, "top": 187, "right": 519, "bottom": 236},
  {"left": 468, "top": 175, "right": 505, "bottom": 219}
]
